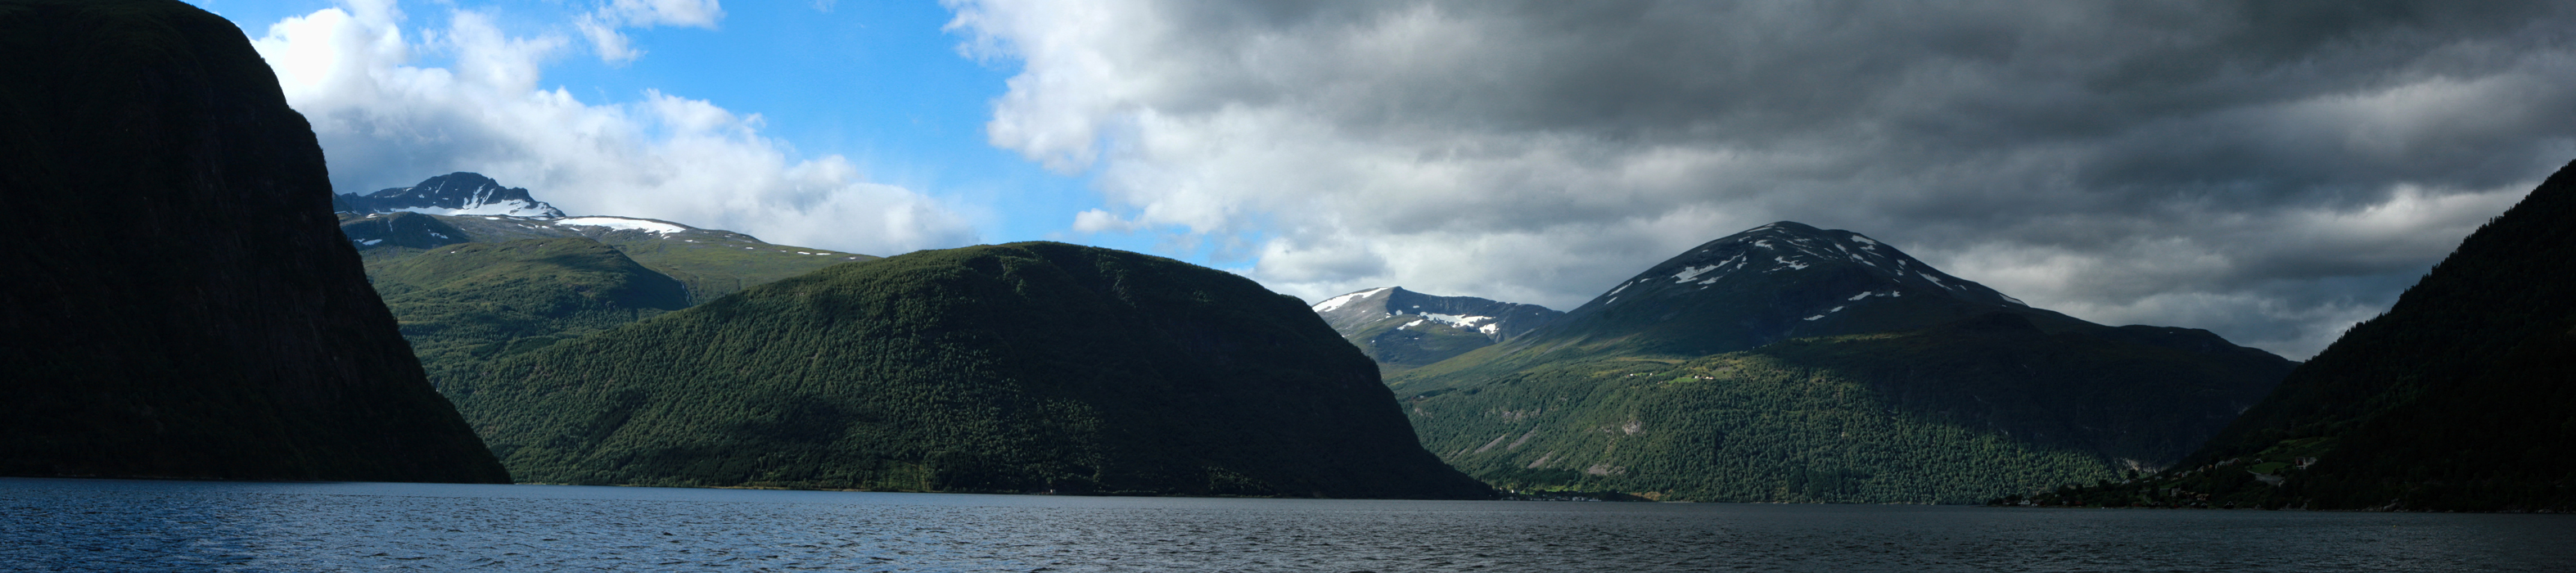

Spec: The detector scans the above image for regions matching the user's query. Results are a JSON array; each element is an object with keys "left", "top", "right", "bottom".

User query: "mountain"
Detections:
[
  {"left": 336, "top": 175, "right": 874, "bottom": 304},
  {"left": 0, "top": 0, "right": 505, "bottom": 482},
  {"left": 1388, "top": 222, "right": 2293, "bottom": 503},
  {"left": 337, "top": 172, "right": 566, "bottom": 218},
  {"left": 1311, "top": 286, "right": 1563, "bottom": 373},
  {"left": 332, "top": 177, "right": 882, "bottom": 418},
  {"left": 444, "top": 241, "right": 1492, "bottom": 499},
  {"left": 1508, "top": 222, "right": 2083, "bottom": 360},
  {"left": 2029, "top": 160, "right": 2576, "bottom": 512}
]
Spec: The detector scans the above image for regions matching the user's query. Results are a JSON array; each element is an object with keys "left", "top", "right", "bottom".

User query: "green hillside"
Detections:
[
  {"left": 343, "top": 210, "right": 874, "bottom": 304},
  {"left": 368, "top": 237, "right": 692, "bottom": 389},
  {"left": 1389, "top": 223, "right": 2291, "bottom": 503},
  {"left": 1402, "top": 313, "right": 2287, "bottom": 503},
  {"left": 2027, "top": 160, "right": 2576, "bottom": 512},
  {"left": 445, "top": 241, "right": 1491, "bottom": 499}
]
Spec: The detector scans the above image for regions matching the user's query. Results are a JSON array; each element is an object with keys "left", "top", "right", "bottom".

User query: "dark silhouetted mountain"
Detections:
[
  {"left": 1311, "top": 286, "right": 1563, "bottom": 374},
  {"left": 1391, "top": 222, "right": 2291, "bottom": 503},
  {"left": 2028, "top": 160, "right": 2576, "bottom": 512},
  {"left": 0, "top": 0, "right": 504, "bottom": 482},
  {"left": 336, "top": 172, "right": 565, "bottom": 218},
  {"left": 447, "top": 241, "right": 1491, "bottom": 499}
]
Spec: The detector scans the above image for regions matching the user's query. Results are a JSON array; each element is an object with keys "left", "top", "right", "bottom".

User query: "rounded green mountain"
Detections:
[{"left": 450, "top": 241, "right": 1491, "bottom": 499}]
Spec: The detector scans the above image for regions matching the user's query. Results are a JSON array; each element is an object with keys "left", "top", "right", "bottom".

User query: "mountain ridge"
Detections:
[
  {"left": 1387, "top": 220, "right": 2293, "bottom": 503},
  {"left": 1311, "top": 286, "right": 1563, "bottom": 373},
  {"left": 338, "top": 172, "right": 565, "bottom": 218}
]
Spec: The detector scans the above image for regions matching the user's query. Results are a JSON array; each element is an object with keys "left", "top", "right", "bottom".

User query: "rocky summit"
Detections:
[
  {"left": 1387, "top": 221, "right": 2293, "bottom": 503},
  {"left": 1311, "top": 286, "right": 1562, "bottom": 374},
  {"left": 337, "top": 172, "right": 566, "bottom": 218}
]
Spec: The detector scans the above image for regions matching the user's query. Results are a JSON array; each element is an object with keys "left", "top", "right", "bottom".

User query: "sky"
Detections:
[{"left": 190, "top": 0, "right": 2576, "bottom": 359}]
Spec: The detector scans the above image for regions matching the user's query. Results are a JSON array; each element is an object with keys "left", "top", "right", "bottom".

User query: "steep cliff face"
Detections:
[{"left": 0, "top": 0, "right": 507, "bottom": 482}]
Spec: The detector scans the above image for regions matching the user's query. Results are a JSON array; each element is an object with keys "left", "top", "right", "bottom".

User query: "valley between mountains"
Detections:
[
  {"left": 7, "top": 0, "right": 2568, "bottom": 512},
  {"left": 317, "top": 169, "right": 2576, "bottom": 508}
]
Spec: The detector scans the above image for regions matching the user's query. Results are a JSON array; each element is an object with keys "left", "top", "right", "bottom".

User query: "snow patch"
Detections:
[
  {"left": 387, "top": 200, "right": 559, "bottom": 218},
  {"left": 1421, "top": 314, "right": 1496, "bottom": 329},
  {"left": 359, "top": 239, "right": 381, "bottom": 246},
  {"left": 556, "top": 217, "right": 688, "bottom": 234},
  {"left": 1311, "top": 287, "right": 1392, "bottom": 313},
  {"left": 1849, "top": 292, "right": 1873, "bottom": 300},
  {"left": 1774, "top": 255, "right": 1808, "bottom": 270},
  {"left": 1803, "top": 314, "right": 1825, "bottom": 321},
  {"left": 1401, "top": 319, "right": 1426, "bottom": 329},
  {"left": 1672, "top": 264, "right": 1723, "bottom": 282}
]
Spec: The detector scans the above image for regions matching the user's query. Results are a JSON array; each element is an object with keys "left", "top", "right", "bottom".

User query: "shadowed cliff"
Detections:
[{"left": 0, "top": 0, "right": 508, "bottom": 482}]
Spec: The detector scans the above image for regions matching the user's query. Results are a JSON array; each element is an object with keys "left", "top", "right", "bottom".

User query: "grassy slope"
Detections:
[
  {"left": 348, "top": 213, "right": 877, "bottom": 304},
  {"left": 447, "top": 241, "right": 1491, "bottom": 499},
  {"left": 367, "top": 237, "right": 692, "bottom": 388},
  {"left": 1399, "top": 313, "right": 2289, "bottom": 503}
]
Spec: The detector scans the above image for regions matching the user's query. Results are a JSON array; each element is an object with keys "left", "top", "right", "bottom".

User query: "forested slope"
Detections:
[
  {"left": 449, "top": 242, "right": 1491, "bottom": 499},
  {"left": 1392, "top": 222, "right": 2291, "bottom": 503},
  {"left": 1406, "top": 313, "right": 2288, "bottom": 503}
]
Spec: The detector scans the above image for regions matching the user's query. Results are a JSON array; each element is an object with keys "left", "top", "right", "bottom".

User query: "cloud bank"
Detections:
[
  {"left": 947, "top": 0, "right": 2576, "bottom": 358},
  {"left": 253, "top": 0, "right": 977, "bottom": 256}
]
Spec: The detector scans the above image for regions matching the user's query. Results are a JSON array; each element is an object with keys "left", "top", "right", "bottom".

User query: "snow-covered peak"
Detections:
[
  {"left": 337, "top": 173, "right": 566, "bottom": 219},
  {"left": 1581, "top": 221, "right": 2029, "bottom": 312}
]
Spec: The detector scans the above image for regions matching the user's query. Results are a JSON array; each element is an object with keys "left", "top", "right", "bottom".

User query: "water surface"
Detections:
[{"left": 3, "top": 477, "right": 2568, "bottom": 571}]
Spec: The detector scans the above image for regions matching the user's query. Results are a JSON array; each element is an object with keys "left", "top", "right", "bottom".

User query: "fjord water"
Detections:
[{"left": 3, "top": 478, "right": 2567, "bottom": 572}]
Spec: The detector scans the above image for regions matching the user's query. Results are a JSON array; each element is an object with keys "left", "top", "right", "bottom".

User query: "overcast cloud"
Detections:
[
  {"left": 948, "top": 0, "right": 2576, "bottom": 359},
  {"left": 253, "top": 0, "right": 978, "bottom": 256}
]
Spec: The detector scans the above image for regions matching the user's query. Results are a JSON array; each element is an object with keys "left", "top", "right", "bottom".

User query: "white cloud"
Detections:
[
  {"left": 253, "top": 2, "right": 976, "bottom": 256},
  {"left": 574, "top": 0, "right": 723, "bottom": 63},
  {"left": 946, "top": 0, "right": 2576, "bottom": 359}
]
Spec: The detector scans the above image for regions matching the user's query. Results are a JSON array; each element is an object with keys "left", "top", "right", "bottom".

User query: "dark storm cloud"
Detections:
[{"left": 951, "top": 0, "right": 2576, "bottom": 358}]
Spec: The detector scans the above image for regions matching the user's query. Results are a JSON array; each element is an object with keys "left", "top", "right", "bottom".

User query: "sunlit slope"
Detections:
[
  {"left": 449, "top": 241, "right": 1491, "bottom": 499},
  {"left": 343, "top": 210, "right": 875, "bottom": 304},
  {"left": 368, "top": 237, "right": 694, "bottom": 388},
  {"left": 1407, "top": 313, "right": 2289, "bottom": 503},
  {"left": 1392, "top": 222, "right": 2292, "bottom": 503}
]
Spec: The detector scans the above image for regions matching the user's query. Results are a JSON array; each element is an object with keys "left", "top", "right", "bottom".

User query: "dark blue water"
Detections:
[{"left": 2, "top": 477, "right": 2569, "bottom": 572}]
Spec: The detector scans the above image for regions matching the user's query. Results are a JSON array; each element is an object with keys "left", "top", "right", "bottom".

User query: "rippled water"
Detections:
[{"left": 3, "top": 477, "right": 2569, "bottom": 572}]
